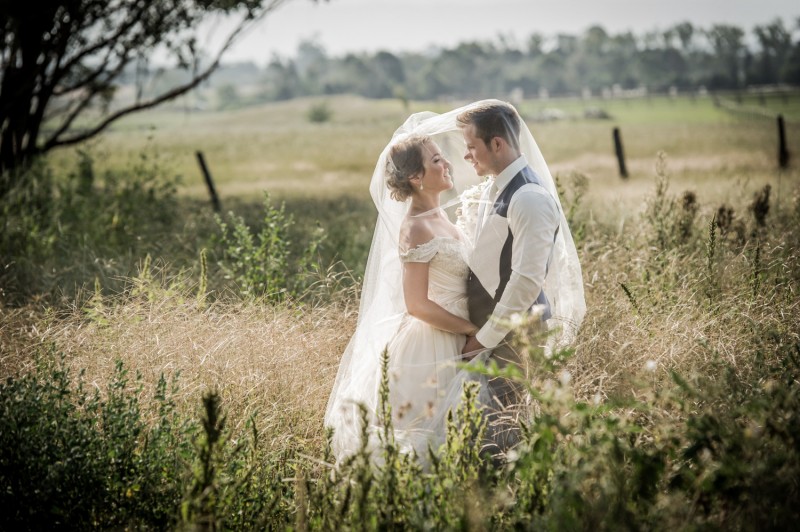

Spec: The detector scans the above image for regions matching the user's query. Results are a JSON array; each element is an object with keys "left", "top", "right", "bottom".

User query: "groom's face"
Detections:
[{"left": 461, "top": 124, "right": 496, "bottom": 177}]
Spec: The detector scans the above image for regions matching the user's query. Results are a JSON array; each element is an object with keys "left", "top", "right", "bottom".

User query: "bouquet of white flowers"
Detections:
[{"left": 455, "top": 180, "right": 490, "bottom": 243}]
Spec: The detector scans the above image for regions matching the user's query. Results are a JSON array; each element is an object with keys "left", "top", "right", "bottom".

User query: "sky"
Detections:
[{"left": 201, "top": 0, "right": 799, "bottom": 65}]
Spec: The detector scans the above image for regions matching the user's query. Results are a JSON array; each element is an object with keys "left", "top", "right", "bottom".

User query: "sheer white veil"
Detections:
[{"left": 324, "top": 99, "right": 585, "bottom": 460}]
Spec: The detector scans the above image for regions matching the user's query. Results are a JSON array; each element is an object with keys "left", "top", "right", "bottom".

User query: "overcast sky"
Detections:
[{"left": 203, "top": 0, "right": 799, "bottom": 65}]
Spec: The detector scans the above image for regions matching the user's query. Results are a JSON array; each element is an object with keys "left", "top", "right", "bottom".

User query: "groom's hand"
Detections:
[{"left": 462, "top": 336, "right": 485, "bottom": 359}]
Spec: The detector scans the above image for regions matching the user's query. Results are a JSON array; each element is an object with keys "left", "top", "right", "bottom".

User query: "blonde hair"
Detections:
[{"left": 385, "top": 134, "right": 430, "bottom": 201}]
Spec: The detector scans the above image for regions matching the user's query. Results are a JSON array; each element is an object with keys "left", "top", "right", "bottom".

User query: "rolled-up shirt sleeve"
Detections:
[{"left": 475, "top": 187, "right": 560, "bottom": 348}]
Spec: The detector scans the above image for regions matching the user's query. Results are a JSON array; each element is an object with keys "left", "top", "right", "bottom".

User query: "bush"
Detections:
[
  {"left": 213, "top": 192, "right": 326, "bottom": 301},
  {"left": 0, "top": 350, "right": 192, "bottom": 529},
  {"left": 0, "top": 149, "right": 180, "bottom": 304},
  {"left": 307, "top": 101, "right": 332, "bottom": 123}
]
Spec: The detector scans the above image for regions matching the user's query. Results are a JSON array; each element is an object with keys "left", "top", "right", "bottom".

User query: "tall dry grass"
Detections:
[
  {"left": 566, "top": 162, "right": 800, "bottom": 405},
  {"left": 4, "top": 165, "right": 797, "bottom": 461},
  {"left": 2, "top": 286, "right": 357, "bottom": 452},
  {"left": 3, "top": 92, "right": 799, "bottom": 462}
]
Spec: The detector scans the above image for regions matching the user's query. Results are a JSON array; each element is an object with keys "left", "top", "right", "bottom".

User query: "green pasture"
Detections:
[
  {"left": 5, "top": 93, "right": 800, "bottom": 529},
  {"left": 47, "top": 93, "right": 800, "bottom": 273},
  {"left": 43, "top": 92, "right": 800, "bottom": 276},
  {"left": 51, "top": 93, "right": 799, "bottom": 202}
]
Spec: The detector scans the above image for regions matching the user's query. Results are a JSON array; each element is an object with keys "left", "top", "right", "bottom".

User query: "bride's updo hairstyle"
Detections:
[
  {"left": 456, "top": 100, "right": 521, "bottom": 153},
  {"left": 386, "top": 134, "right": 430, "bottom": 201}
]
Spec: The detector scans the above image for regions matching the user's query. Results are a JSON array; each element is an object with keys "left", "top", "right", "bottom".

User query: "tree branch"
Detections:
[
  {"left": 46, "top": 4, "right": 283, "bottom": 150},
  {"left": 53, "top": 0, "right": 150, "bottom": 91},
  {"left": 53, "top": 40, "right": 117, "bottom": 97},
  {"left": 44, "top": 53, "right": 130, "bottom": 147}
]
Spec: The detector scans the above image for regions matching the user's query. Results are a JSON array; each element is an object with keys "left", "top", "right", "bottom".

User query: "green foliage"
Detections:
[
  {"left": 213, "top": 192, "right": 326, "bottom": 300},
  {"left": 644, "top": 151, "right": 697, "bottom": 252},
  {"left": 243, "top": 19, "right": 799, "bottom": 103},
  {"left": 554, "top": 171, "right": 589, "bottom": 244},
  {"left": 216, "top": 84, "right": 242, "bottom": 110},
  {"left": 0, "top": 350, "right": 193, "bottom": 530},
  {"left": 307, "top": 101, "right": 333, "bottom": 123},
  {"left": 4, "top": 326, "right": 800, "bottom": 529},
  {"left": 0, "top": 149, "right": 180, "bottom": 303},
  {"left": 666, "top": 342, "right": 800, "bottom": 528}
]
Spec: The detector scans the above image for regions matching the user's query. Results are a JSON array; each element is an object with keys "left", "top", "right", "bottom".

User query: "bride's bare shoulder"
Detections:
[{"left": 398, "top": 216, "right": 435, "bottom": 252}]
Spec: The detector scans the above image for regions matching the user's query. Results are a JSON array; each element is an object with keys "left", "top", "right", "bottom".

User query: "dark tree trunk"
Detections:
[{"left": 0, "top": 3, "right": 59, "bottom": 197}]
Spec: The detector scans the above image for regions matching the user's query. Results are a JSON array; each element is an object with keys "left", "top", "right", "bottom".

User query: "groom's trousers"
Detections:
[{"left": 467, "top": 272, "right": 534, "bottom": 458}]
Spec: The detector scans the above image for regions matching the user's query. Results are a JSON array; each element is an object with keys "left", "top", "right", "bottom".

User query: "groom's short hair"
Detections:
[{"left": 457, "top": 101, "right": 521, "bottom": 152}]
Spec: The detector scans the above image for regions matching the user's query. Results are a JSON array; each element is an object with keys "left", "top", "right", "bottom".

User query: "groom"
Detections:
[{"left": 458, "top": 101, "right": 560, "bottom": 454}]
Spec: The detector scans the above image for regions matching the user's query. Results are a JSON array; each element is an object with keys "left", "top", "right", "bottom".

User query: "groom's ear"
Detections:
[{"left": 490, "top": 137, "right": 503, "bottom": 153}]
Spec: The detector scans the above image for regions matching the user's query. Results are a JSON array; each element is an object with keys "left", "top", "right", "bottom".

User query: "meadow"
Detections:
[{"left": 2, "top": 93, "right": 799, "bottom": 529}]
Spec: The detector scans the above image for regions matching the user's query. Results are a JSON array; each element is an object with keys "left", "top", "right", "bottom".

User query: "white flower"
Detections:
[
  {"left": 644, "top": 359, "right": 658, "bottom": 372},
  {"left": 509, "top": 312, "right": 525, "bottom": 327},
  {"left": 455, "top": 180, "right": 490, "bottom": 243},
  {"left": 558, "top": 370, "right": 572, "bottom": 386},
  {"left": 529, "top": 304, "right": 546, "bottom": 320}
]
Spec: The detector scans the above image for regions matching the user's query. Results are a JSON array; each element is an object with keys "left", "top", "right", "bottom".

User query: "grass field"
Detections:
[
  {"left": 3, "top": 93, "right": 800, "bottom": 529},
  {"left": 22, "top": 91, "right": 800, "bottom": 404},
  {"left": 49, "top": 93, "right": 800, "bottom": 207}
]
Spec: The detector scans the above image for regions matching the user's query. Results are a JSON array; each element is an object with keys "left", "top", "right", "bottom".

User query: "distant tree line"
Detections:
[{"left": 206, "top": 18, "right": 800, "bottom": 106}]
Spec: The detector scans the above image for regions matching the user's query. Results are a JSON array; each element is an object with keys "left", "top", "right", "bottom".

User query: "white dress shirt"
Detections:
[{"left": 473, "top": 155, "right": 560, "bottom": 348}]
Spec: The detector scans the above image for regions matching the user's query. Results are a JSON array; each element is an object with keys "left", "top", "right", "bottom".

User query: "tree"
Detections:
[
  {"left": 0, "top": 0, "right": 320, "bottom": 198},
  {"left": 216, "top": 84, "right": 241, "bottom": 109},
  {"left": 673, "top": 22, "right": 695, "bottom": 52},
  {"left": 705, "top": 24, "right": 746, "bottom": 88},
  {"left": 526, "top": 33, "right": 544, "bottom": 57},
  {"left": 752, "top": 19, "right": 793, "bottom": 83}
]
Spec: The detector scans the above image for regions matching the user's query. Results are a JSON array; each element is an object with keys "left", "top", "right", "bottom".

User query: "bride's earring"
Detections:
[{"left": 420, "top": 183, "right": 424, "bottom": 191}]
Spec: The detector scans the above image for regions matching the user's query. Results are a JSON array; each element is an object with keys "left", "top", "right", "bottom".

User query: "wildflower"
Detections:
[
  {"left": 644, "top": 359, "right": 657, "bottom": 372},
  {"left": 509, "top": 312, "right": 525, "bottom": 327},
  {"left": 530, "top": 304, "right": 546, "bottom": 320}
]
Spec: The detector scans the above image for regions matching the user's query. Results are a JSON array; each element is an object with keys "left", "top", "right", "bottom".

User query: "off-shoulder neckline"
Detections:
[{"left": 401, "top": 235, "right": 464, "bottom": 254}]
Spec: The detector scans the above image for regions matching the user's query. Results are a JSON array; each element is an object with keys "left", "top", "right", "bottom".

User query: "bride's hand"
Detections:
[{"left": 461, "top": 335, "right": 485, "bottom": 359}]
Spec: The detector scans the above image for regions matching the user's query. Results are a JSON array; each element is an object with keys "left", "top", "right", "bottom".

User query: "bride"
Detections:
[{"left": 324, "top": 100, "right": 585, "bottom": 463}]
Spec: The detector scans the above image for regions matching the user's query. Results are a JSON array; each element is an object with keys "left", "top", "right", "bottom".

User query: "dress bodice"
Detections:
[{"left": 399, "top": 237, "right": 469, "bottom": 307}]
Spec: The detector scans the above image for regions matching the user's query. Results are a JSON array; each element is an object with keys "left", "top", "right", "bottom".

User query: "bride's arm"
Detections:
[{"left": 403, "top": 262, "right": 478, "bottom": 335}]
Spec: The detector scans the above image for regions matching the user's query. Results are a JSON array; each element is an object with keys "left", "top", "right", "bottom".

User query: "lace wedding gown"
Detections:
[
  {"left": 327, "top": 100, "right": 586, "bottom": 464},
  {"left": 386, "top": 236, "right": 478, "bottom": 456}
]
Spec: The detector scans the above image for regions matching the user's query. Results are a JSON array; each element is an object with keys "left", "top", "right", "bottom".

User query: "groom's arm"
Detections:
[{"left": 475, "top": 187, "right": 559, "bottom": 349}]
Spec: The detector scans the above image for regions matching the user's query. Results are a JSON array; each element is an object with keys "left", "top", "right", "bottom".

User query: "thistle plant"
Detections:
[{"left": 705, "top": 213, "right": 718, "bottom": 299}]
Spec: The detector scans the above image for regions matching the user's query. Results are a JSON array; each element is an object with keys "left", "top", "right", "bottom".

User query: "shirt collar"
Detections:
[{"left": 493, "top": 154, "right": 528, "bottom": 194}]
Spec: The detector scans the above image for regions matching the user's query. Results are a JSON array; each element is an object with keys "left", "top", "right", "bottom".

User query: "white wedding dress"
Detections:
[
  {"left": 325, "top": 100, "right": 585, "bottom": 465},
  {"left": 387, "top": 236, "right": 473, "bottom": 455}
]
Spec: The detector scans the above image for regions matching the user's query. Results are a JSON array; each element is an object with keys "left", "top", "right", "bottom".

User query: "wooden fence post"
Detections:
[
  {"left": 613, "top": 127, "right": 628, "bottom": 178},
  {"left": 195, "top": 151, "right": 221, "bottom": 212},
  {"left": 778, "top": 115, "right": 789, "bottom": 169}
]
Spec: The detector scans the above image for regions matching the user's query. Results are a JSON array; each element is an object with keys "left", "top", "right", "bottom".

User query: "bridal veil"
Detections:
[{"left": 324, "top": 100, "right": 586, "bottom": 460}]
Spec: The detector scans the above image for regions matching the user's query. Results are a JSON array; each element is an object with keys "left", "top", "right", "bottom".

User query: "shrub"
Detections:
[
  {"left": 307, "top": 101, "right": 332, "bottom": 123},
  {"left": 0, "top": 350, "right": 192, "bottom": 529},
  {"left": 0, "top": 149, "right": 180, "bottom": 304},
  {"left": 213, "top": 192, "right": 326, "bottom": 301}
]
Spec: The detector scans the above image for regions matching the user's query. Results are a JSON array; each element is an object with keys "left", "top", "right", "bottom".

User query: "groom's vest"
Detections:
[{"left": 467, "top": 166, "right": 555, "bottom": 329}]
